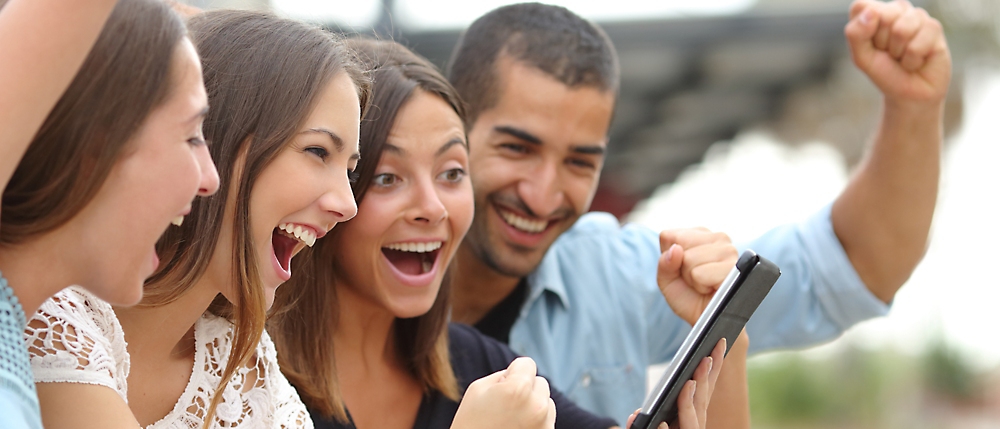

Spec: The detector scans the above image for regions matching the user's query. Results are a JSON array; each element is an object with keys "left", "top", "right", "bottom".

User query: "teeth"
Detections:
[
  {"left": 171, "top": 215, "right": 185, "bottom": 227},
  {"left": 278, "top": 223, "right": 317, "bottom": 247},
  {"left": 499, "top": 210, "right": 547, "bottom": 233},
  {"left": 383, "top": 241, "right": 443, "bottom": 253},
  {"left": 421, "top": 258, "right": 432, "bottom": 273}
]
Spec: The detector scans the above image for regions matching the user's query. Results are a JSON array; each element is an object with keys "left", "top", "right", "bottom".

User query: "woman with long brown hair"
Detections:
[
  {"left": 24, "top": 9, "right": 365, "bottom": 429},
  {"left": 1, "top": 0, "right": 219, "bottom": 427},
  {"left": 269, "top": 39, "right": 738, "bottom": 429}
]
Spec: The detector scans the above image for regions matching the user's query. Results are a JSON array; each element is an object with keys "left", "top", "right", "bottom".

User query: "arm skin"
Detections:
[
  {"left": 36, "top": 384, "right": 140, "bottom": 429},
  {"left": 0, "top": 0, "right": 118, "bottom": 192},
  {"left": 836, "top": 0, "right": 951, "bottom": 303}
]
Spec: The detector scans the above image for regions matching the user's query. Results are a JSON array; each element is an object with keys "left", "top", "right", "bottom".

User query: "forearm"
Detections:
[
  {"left": 0, "top": 0, "right": 117, "bottom": 185},
  {"left": 705, "top": 330, "right": 750, "bottom": 429},
  {"left": 832, "top": 99, "right": 943, "bottom": 302}
]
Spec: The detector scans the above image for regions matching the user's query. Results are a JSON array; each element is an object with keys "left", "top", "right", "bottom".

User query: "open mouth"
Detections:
[
  {"left": 271, "top": 223, "right": 317, "bottom": 278},
  {"left": 381, "top": 241, "right": 443, "bottom": 277}
]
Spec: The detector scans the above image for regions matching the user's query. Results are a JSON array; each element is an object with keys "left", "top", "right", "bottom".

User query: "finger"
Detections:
[
  {"left": 848, "top": 0, "right": 873, "bottom": 20},
  {"left": 657, "top": 244, "right": 684, "bottom": 290},
  {"left": 899, "top": 16, "right": 943, "bottom": 72},
  {"left": 676, "top": 380, "right": 699, "bottom": 429},
  {"left": 626, "top": 409, "right": 640, "bottom": 428},
  {"left": 844, "top": 5, "right": 880, "bottom": 71},
  {"left": 689, "top": 261, "right": 737, "bottom": 293},
  {"left": 691, "top": 356, "right": 714, "bottom": 414},
  {"left": 468, "top": 367, "right": 508, "bottom": 391},
  {"left": 873, "top": 1, "right": 908, "bottom": 51},
  {"left": 532, "top": 375, "right": 551, "bottom": 400},
  {"left": 660, "top": 228, "right": 713, "bottom": 251},
  {"left": 707, "top": 338, "right": 727, "bottom": 388},
  {"left": 504, "top": 357, "right": 539, "bottom": 382},
  {"left": 544, "top": 398, "right": 557, "bottom": 428},
  {"left": 680, "top": 243, "right": 737, "bottom": 286},
  {"left": 888, "top": 7, "right": 925, "bottom": 60}
]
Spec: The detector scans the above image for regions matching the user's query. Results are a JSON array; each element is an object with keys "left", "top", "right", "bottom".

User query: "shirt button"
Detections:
[{"left": 581, "top": 373, "right": 592, "bottom": 387}]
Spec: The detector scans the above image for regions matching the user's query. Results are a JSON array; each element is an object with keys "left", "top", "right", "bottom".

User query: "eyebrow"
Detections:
[
  {"left": 303, "top": 128, "right": 345, "bottom": 152},
  {"left": 494, "top": 125, "right": 541, "bottom": 145},
  {"left": 187, "top": 106, "right": 209, "bottom": 123},
  {"left": 436, "top": 138, "right": 466, "bottom": 156},
  {"left": 494, "top": 125, "right": 605, "bottom": 156}
]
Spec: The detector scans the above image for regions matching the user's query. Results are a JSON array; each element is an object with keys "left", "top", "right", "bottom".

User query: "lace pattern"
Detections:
[{"left": 25, "top": 287, "right": 312, "bottom": 428}]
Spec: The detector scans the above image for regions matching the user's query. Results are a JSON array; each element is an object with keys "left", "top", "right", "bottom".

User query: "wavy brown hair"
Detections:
[
  {"left": 269, "top": 38, "right": 465, "bottom": 422},
  {"left": 140, "top": 10, "right": 370, "bottom": 427},
  {"left": 1, "top": 0, "right": 185, "bottom": 244}
]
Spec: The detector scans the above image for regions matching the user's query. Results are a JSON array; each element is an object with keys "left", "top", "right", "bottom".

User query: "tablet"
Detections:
[{"left": 630, "top": 249, "right": 780, "bottom": 429}]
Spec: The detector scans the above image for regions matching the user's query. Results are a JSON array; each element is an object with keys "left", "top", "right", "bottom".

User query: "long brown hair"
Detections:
[
  {"left": 1, "top": 0, "right": 185, "bottom": 244},
  {"left": 269, "top": 38, "right": 465, "bottom": 422},
  {"left": 141, "top": 10, "right": 370, "bottom": 427}
]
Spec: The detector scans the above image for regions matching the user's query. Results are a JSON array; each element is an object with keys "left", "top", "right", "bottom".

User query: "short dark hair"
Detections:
[{"left": 446, "top": 2, "right": 620, "bottom": 128}]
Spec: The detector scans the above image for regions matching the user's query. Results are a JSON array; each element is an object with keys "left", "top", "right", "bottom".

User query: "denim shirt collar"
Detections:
[{"left": 524, "top": 246, "right": 571, "bottom": 311}]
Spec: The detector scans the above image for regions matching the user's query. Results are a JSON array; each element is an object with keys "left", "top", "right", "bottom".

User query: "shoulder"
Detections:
[
  {"left": 24, "top": 287, "right": 128, "bottom": 400},
  {"left": 549, "top": 212, "right": 661, "bottom": 262}
]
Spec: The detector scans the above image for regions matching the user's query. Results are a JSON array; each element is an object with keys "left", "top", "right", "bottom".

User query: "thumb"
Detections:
[
  {"left": 845, "top": 5, "right": 880, "bottom": 71},
  {"left": 503, "top": 357, "right": 539, "bottom": 382},
  {"left": 657, "top": 244, "right": 683, "bottom": 289}
]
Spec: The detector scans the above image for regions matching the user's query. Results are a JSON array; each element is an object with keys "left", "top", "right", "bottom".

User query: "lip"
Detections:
[
  {"left": 380, "top": 243, "right": 444, "bottom": 288},
  {"left": 491, "top": 203, "right": 557, "bottom": 248},
  {"left": 269, "top": 239, "right": 292, "bottom": 283}
]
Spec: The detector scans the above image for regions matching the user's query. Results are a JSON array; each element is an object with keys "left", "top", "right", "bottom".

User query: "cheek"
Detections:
[{"left": 445, "top": 187, "right": 476, "bottom": 236}]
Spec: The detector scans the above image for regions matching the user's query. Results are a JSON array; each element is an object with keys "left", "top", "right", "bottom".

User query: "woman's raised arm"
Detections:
[{"left": 0, "top": 0, "right": 117, "bottom": 188}]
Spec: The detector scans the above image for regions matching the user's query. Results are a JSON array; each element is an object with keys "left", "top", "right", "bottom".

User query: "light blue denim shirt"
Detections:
[{"left": 506, "top": 205, "right": 890, "bottom": 422}]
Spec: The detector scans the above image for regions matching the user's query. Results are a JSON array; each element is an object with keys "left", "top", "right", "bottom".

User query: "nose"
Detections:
[
  {"left": 318, "top": 173, "right": 358, "bottom": 223},
  {"left": 517, "top": 160, "right": 564, "bottom": 217},
  {"left": 408, "top": 177, "right": 447, "bottom": 225},
  {"left": 195, "top": 145, "right": 220, "bottom": 197}
]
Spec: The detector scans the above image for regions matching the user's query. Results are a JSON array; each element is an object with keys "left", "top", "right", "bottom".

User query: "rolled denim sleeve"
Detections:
[{"left": 741, "top": 204, "right": 890, "bottom": 353}]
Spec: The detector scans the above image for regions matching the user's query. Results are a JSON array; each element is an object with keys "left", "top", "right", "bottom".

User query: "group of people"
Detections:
[{"left": 0, "top": 0, "right": 951, "bottom": 428}]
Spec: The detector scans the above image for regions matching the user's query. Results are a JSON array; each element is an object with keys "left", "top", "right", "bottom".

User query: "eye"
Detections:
[
  {"left": 372, "top": 173, "right": 398, "bottom": 187},
  {"left": 305, "top": 146, "right": 330, "bottom": 160},
  {"left": 499, "top": 143, "right": 529, "bottom": 155},
  {"left": 567, "top": 158, "right": 596, "bottom": 170},
  {"left": 348, "top": 169, "right": 360, "bottom": 184},
  {"left": 187, "top": 136, "right": 206, "bottom": 146},
  {"left": 438, "top": 168, "right": 466, "bottom": 183}
]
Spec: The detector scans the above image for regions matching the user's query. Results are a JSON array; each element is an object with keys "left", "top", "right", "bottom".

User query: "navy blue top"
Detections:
[{"left": 310, "top": 323, "right": 618, "bottom": 429}]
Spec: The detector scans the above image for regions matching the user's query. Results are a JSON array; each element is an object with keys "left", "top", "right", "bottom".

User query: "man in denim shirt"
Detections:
[{"left": 444, "top": 1, "right": 952, "bottom": 423}]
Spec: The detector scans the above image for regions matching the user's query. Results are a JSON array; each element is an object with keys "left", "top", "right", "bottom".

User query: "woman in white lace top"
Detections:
[
  {"left": 2, "top": 0, "right": 220, "bottom": 427},
  {"left": 26, "top": 10, "right": 369, "bottom": 429}
]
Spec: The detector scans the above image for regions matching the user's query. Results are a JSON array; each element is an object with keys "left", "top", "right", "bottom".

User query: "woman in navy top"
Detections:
[{"left": 269, "top": 39, "right": 736, "bottom": 429}]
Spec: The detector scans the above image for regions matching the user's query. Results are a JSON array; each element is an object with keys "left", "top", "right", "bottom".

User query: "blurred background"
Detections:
[{"left": 186, "top": 0, "right": 1000, "bottom": 427}]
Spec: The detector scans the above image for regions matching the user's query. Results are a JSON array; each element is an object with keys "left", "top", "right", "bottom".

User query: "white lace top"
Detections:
[{"left": 23, "top": 287, "right": 312, "bottom": 429}]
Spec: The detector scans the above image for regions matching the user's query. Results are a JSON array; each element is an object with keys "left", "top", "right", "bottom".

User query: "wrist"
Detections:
[{"left": 882, "top": 97, "right": 945, "bottom": 122}]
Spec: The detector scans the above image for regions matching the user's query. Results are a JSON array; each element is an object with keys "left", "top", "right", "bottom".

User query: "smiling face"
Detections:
[
  {"left": 463, "top": 58, "right": 615, "bottom": 278},
  {"left": 213, "top": 72, "right": 361, "bottom": 308},
  {"left": 332, "top": 90, "right": 473, "bottom": 318},
  {"left": 70, "top": 38, "right": 219, "bottom": 305}
]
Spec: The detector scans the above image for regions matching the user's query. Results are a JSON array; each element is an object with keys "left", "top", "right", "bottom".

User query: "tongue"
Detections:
[
  {"left": 383, "top": 249, "right": 426, "bottom": 275},
  {"left": 272, "top": 231, "right": 298, "bottom": 272}
]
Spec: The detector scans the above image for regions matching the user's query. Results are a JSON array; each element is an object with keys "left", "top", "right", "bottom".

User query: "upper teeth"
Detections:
[
  {"left": 278, "top": 223, "right": 317, "bottom": 247},
  {"left": 383, "top": 241, "right": 443, "bottom": 253},
  {"left": 171, "top": 215, "right": 185, "bottom": 226},
  {"left": 499, "top": 210, "right": 547, "bottom": 233}
]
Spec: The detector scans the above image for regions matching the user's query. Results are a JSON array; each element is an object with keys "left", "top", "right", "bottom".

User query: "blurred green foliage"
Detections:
[{"left": 747, "top": 337, "right": 991, "bottom": 429}]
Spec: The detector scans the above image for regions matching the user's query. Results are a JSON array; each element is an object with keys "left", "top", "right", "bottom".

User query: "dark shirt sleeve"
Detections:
[{"left": 449, "top": 323, "right": 620, "bottom": 429}]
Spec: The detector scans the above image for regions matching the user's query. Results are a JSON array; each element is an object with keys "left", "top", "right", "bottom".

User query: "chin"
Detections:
[{"left": 93, "top": 277, "right": 146, "bottom": 307}]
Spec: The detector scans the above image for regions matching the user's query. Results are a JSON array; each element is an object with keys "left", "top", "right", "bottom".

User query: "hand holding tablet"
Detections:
[{"left": 631, "top": 250, "right": 780, "bottom": 429}]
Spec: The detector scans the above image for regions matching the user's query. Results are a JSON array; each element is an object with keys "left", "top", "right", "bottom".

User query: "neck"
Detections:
[
  {"left": 115, "top": 277, "right": 221, "bottom": 363},
  {"left": 333, "top": 284, "right": 399, "bottom": 375},
  {"left": 450, "top": 242, "right": 523, "bottom": 325},
  {"left": 0, "top": 235, "right": 80, "bottom": 316}
]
